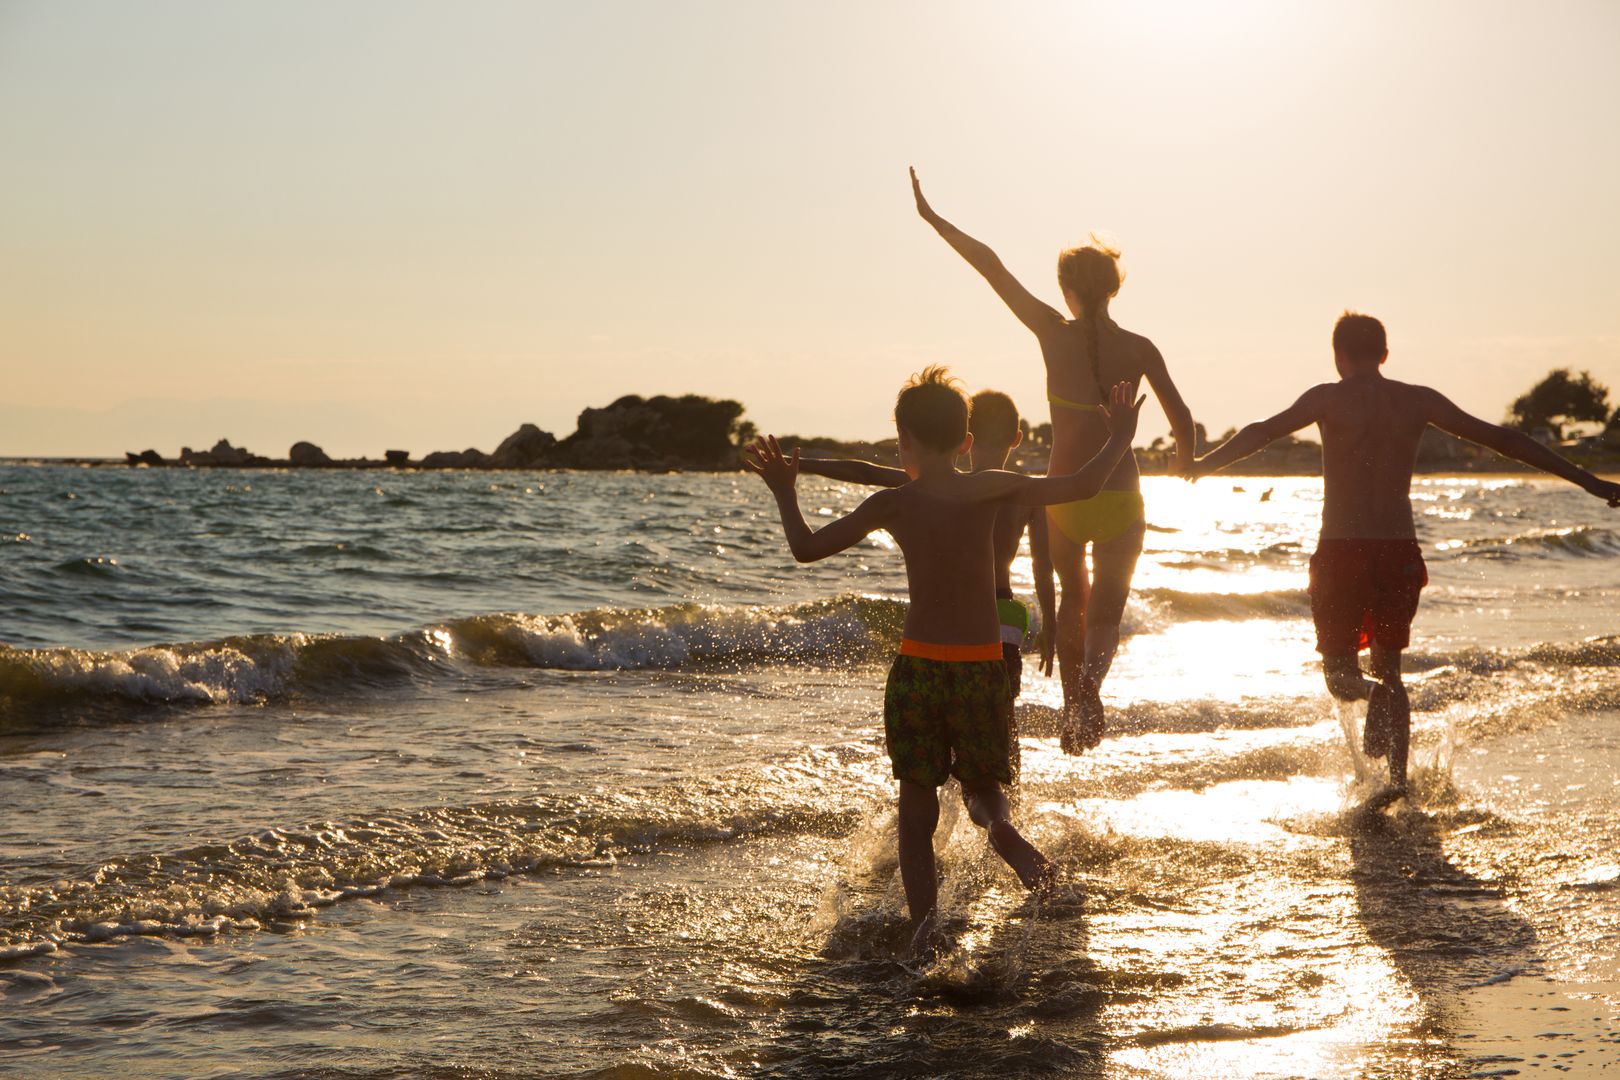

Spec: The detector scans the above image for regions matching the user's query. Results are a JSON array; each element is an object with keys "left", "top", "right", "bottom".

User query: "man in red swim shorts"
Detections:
[{"left": 1187, "top": 312, "right": 1620, "bottom": 803}]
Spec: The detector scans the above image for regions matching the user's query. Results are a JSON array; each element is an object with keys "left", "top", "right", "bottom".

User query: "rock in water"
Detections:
[
  {"left": 490, "top": 424, "right": 557, "bottom": 468},
  {"left": 420, "top": 448, "right": 489, "bottom": 468},
  {"left": 289, "top": 441, "right": 331, "bottom": 466},
  {"left": 208, "top": 439, "right": 250, "bottom": 466}
]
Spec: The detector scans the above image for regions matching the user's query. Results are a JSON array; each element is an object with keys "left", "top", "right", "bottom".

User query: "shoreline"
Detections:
[{"left": 3, "top": 456, "right": 1617, "bottom": 478}]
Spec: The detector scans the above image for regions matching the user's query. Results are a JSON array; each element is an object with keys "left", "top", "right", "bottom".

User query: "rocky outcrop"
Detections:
[
  {"left": 209, "top": 439, "right": 251, "bottom": 466},
  {"left": 118, "top": 393, "right": 753, "bottom": 471},
  {"left": 549, "top": 394, "right": 746, "bottom": 470},
  {"left": 124, "top": 449, "right": 165, "bottom": 466},
  {"left": 419, "top": 448, "right": 489, "bottom": 469},
  {"left": 179, "top": 439, "right": 271, "bottom": 467},
  {"left": 289, "top": 441, "right": 331, "bottom": 466},
  {"left": 488, "top": 424, "right": 557, "bottom": 468}
]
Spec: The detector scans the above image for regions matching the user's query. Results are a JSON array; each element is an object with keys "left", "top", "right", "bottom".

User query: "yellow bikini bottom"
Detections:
[{"left": 1047, "top": 490, "right": 1145, "bottom": 546}]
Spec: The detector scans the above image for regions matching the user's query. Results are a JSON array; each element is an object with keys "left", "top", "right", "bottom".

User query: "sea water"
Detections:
[{"left": 1, "top": 467, "right": 1617, "bottom": 1078}]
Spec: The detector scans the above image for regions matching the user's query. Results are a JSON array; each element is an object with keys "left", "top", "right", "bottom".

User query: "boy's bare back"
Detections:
[{"left": 879, "top": 475, "right": 1008, "bottom": 646}]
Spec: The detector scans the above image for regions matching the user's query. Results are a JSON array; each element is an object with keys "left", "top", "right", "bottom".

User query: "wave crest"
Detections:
[{"left": 0, "top": 595, "right": 907, "bottom": 715}]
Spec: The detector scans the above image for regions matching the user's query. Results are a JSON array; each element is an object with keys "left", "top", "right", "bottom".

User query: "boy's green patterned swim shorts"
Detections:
[{"left": 883, "top": 654, "right": 1014, "bottom": 788}]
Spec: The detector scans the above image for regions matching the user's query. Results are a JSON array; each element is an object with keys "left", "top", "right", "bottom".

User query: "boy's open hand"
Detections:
[
  {"left": 1097, "top": 381, "right": 1146, "bottom": 445},
  {"left": 1590, "top": 477, "right": 1620, "bottom": 507},
  {"left": 743, "top": 435, "right": 800, "bottom": 494}
]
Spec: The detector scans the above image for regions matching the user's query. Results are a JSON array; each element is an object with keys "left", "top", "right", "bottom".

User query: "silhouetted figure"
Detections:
[
  {"left": 911, "top": 168, "right": 1197, "bottom": 752},
  {"left": 798, "top": 388, "right": 1057, "bottom": 706},
  {"left": 1189, "top": 312, "right": 1620, "bottom": 803},
  {"left": 745, "top": 369, "right": 1144, "bottom": 956}
]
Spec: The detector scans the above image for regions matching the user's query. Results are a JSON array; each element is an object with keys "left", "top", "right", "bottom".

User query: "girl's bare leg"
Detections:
[
  {"left": 1083, "top": 520, "right": 1146, "bottom": 688},
  {"left": 1046, "top": 517, "right": 1091, "bottom": 753}
]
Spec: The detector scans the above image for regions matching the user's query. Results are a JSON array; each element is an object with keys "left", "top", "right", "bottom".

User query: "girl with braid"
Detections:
[{"left": 910, "top": 168, "right": 1197, "bottom": 751}]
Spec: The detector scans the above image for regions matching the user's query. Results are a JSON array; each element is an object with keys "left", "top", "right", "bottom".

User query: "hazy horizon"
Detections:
[{"left": 4, "top": 0, "right": 1618, "bottom": 457}]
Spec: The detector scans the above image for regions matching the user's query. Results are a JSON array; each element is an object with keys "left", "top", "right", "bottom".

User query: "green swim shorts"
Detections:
[
  {"left": 996, "top": 596, "right": 1032, "bottom": 642},
  {"left": 883, "top": 654, "right": 1015, "bottom": 788}
]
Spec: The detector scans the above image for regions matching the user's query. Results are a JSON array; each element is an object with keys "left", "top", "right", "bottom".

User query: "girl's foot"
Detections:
[
  {"left": 1059, "top": 678, "right": 1106, "bottom": 754},
  {"left": 1075, "top": 676, "right": 1106, "bottom": 750}
]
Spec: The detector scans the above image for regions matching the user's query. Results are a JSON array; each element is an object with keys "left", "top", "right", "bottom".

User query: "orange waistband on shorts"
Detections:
[{"left": 898, "top": 639, "right": 1003, "bottom": 662}]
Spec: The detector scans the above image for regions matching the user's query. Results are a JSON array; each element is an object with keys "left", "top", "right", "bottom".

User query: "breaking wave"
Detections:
[
  {"left": 1433, "top": 525, "right": 1620, "bottom": 560},
  {"left": 0, "top": 595, "right": 908, "bottom": 716}
]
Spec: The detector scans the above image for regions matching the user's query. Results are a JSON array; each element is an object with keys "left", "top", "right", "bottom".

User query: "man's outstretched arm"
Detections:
[
  {"left": 1424, "top": 391, "right": 1620, "bottom": 505},
  {"left": 798, "top": 456, "right": 910, "bottom": 488},
  {"left": 1188, "top": 386, "right": 1329, "bottom": 479}
]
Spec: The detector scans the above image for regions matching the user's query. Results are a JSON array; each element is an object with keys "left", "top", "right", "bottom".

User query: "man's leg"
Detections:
[
  {"left": 897, "top": 781, "right": 941, "bottom": 948},
  {"left": 1368, "top": 645, "right": 1409, "bottom": 790},
  {"left": 1321, "top": 653, "right": 1374, "bottom": 702},
  {"left": 961, "top": 780, "right": 1053, "bottom": 892}
]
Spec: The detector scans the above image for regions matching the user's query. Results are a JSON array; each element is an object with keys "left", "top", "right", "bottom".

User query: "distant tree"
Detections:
[
  {"left": 646, "top": 395, "right": 748, "bottom": 459},
  {"left": 1506, "top": 369, "right": 1611, "bottom": 439},
  {"left": 1028, "top": 422, "right": 1053, "bottom": 447}
]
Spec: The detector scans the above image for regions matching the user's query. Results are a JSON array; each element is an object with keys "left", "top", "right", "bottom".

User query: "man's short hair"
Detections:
[
  {"left": 968, "top": 389, "right": 1020, "bottom": 447},
  {"left": 895, "top": 366, "right": 969, "bottom": 452},
  {"left": 1333, "top": 311, "right": 1387, "bottom": 362}
]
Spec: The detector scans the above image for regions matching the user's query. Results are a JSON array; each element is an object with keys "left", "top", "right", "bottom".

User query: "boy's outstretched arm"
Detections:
[
  {"left": 744, "top": 436, "right": 898, "bottom": 562},
  {"left": 1187, "top": 386, "right": 1329, "bottom": 479},
  {"left": 1423, "top": 392, "right": 1620, "bottom": 505},
  {"left": 797, "top": 456, "right": 910, "bottom": 488},
  {"left": 911, "top": 167, "right": 1064, "bottom": 336}
]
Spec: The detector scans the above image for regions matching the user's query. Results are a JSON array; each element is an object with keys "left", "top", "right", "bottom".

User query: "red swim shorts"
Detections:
[{"left": 1307, "top": 539, "right": 1428, "bottom": 654}]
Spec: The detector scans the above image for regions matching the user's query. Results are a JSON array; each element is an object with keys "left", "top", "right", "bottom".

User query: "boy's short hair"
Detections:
[
  {"left": 1333, "top": 311, "right": 1387, "bottom": 362},
  {"left": 968, "top": 390, "right": 1021, "bottom": 447},
  {"left": 895, "top": 366, "right": 969, "bottom": 452}
]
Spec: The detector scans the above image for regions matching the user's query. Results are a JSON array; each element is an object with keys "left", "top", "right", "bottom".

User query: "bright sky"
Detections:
[{"left": 3, "top": 0, "right": 1618, "bottom": 457}]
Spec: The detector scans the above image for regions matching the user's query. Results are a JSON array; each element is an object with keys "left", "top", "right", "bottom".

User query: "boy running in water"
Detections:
[
  {"left": 797, "top": 389, "right": 1058, "bottom": 707},
  {"left": 1187, "top": 312, "right": 1620, "bottom": 804},
  {"left": 746, "top": 368, "right": 1142, "bottom": 954}
]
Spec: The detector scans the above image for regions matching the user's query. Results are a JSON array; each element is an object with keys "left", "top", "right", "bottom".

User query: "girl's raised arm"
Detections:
[{"left": 912, "top": 168, "right": 1063, "bottom": 337}]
